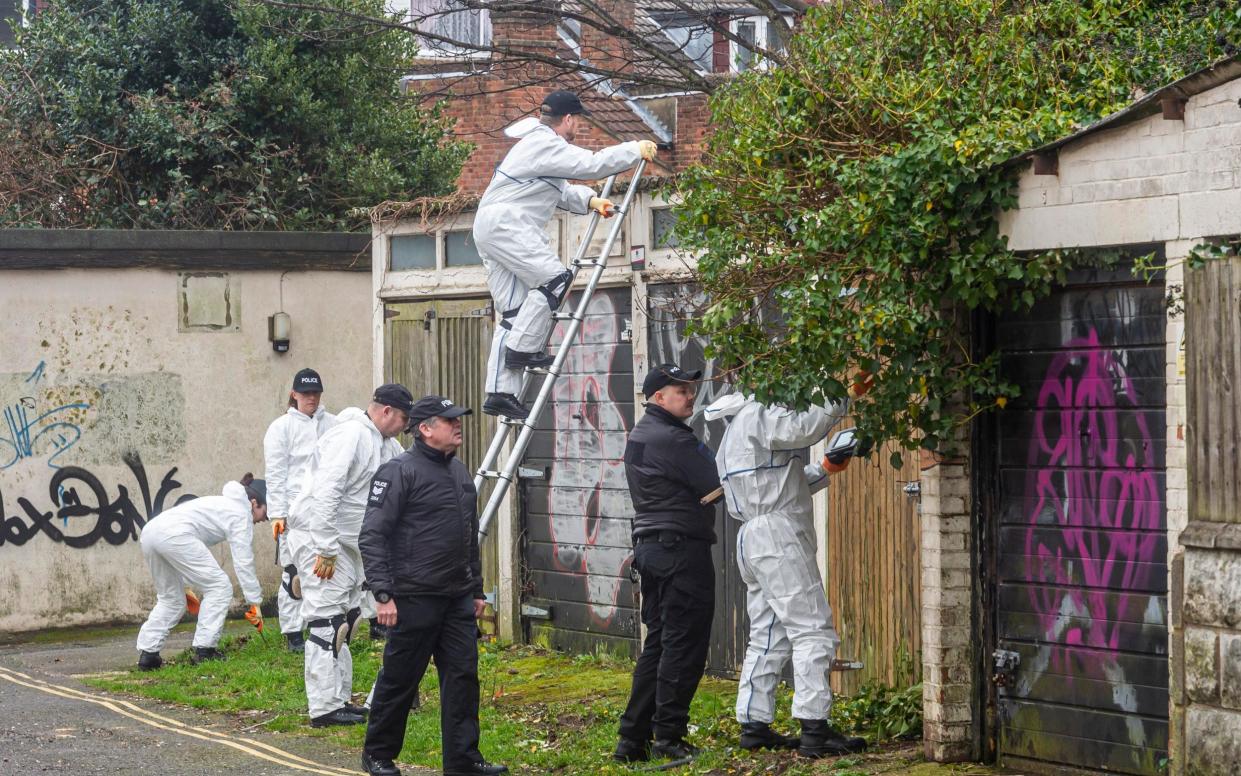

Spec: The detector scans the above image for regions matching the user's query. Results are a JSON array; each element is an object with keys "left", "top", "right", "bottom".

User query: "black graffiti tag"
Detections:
[{"left": 0, "top": 453, "right": 195, "bottom": 548}]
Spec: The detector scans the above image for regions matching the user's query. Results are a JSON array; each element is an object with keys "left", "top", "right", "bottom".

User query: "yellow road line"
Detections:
[{"left": 0, "top": 666, "right": 362, "bottom": 776}]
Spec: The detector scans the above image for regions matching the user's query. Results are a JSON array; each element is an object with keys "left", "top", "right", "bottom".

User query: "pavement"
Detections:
[{"left": 0, "top": 624, "right": 423, "bottom": 776}]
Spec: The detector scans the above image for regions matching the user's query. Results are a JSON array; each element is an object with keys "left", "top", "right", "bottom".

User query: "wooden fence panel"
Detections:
[
  {"left": 826, "top": 428, "right": 922, "bottom": 695},
  {"left": 1187, "top": 258, "right": 1241, "bottom": 523}
]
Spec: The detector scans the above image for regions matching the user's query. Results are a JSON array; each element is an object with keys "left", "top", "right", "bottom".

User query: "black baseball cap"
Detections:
[
  {"left": 642, "top": 363, "right": 702, "bottom": 399},
  {"left": 292, "top": 368, "right": 324, "bottom": 393},
  {"left": 372, "top": 383, "right": 414, "bottom": 414},
  {"left": 409, "top": 395, "right": 473, "bottom": 425},
  {"left": 541, "top": 89, "right": 591, "bottom": 117}
]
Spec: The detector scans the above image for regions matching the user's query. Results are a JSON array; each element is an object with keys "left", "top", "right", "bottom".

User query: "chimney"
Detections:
[
  {"left": 579, "top": 0, "right": 636, "bottom": 88},
  {"left": 490, "top": 0, "right": 561, "bottom": 56}
]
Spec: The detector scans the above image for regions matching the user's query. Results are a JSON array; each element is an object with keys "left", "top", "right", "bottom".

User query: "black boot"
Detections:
[
  {"left": 483, "top": 393, "right": 529, "bottom": 420},
  {"left": 137, "top": 650, "right": 162, "bottom": 671},
  {"left": 368, "top": 617, "right": 388, "bottom": 642},
  {"left": 310, "top": 707, "right": 366, "bottom": 728},
  {"left": 344, "top": 702, "right": 369, "bottom": 716},
  {"left": 739, "top": 721, "right": 799, "bottom": 751},
  {"left": 285, "top": 631, "right": 305, "bottom": 653},
  {"left": 651, "top": 739, "right": 698, "bottom": 760},
  {"left": 191, "top": 646, "right": 222, "bottom": 664},
  {"left": 612, "top": 736, "right": 650, "bottom": 762},
  {"left": 504, "top": 347, "right": 555, "bottom": 369},
  {"left": 444, "top": 761, "right": 508, "bottom": 775},
  {"left": 360, "top": 752, "right": 401, "bottom": 776},
  {"left": 796, "top": 719, "right": 866, "bottom": 757}
]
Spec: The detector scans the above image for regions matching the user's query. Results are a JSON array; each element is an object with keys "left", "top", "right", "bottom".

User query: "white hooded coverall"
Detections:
[
  {"left": 473, "top": 119, "right": 643, "bottom": 395},
  {"left": 285, "top": 406, "right": 402, "bottom": 718},
  {"left": 136, "top": 481, "right": 263, "bottom": 652},
  {"left": 264, "top": 404, "right": 338, "bottom": 635},
  {"left": 704, "top": 393, "right": 846, "bottom": 724}
]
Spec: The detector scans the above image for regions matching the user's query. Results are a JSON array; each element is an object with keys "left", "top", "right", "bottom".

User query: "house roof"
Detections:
[{"left": 1007, "top": 55, "right": 1241, "bottom": 167}]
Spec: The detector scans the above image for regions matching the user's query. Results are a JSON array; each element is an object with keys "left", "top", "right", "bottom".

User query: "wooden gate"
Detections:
[
  {"left": 383, "top": 297, "right": 499, "bottom": 597},
  {"left": 826, "top": 438, "right": 922, "bottom": 694},
  {"left": 990, "top": 266, "right": 1169, "bottom": 773}
]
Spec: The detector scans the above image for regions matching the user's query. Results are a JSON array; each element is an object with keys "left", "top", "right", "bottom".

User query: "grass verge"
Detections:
[{"left": 82, "top": 622, "right": 970, "bottom": 776}]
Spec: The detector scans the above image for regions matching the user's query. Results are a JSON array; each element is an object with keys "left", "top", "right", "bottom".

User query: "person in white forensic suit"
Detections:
[
  {"left": 473, "top": 89, "right": 657, "bottom": 421},
  {"left": 135, "top": 475, "right": 268, "bottom": 670},
  {"left": 704, "top": 378, "right": 872, "bottom": 758},
  {"left": 265, "top": 367, "right": 338, "bottom": 653},
  {"left": 284, "top": 384, "right": 408, "bottom": 728}
]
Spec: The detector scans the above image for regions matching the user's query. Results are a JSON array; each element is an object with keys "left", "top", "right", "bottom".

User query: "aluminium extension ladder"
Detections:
[{"left": 472, "top": 159, "right": 648, "bottom": 542}]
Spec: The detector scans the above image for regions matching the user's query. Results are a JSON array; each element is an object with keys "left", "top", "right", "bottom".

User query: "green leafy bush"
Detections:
[
  {"left": 0, "top": 0, "right": 467, "bottom": 230},
  {"left": 832, "top": 682, "right": 924, "bottom": 742},
  {"left": 677, "top": 0, "right": 1234, "bottom": 458}
]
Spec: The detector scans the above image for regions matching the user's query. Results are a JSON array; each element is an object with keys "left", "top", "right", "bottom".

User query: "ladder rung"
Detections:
[
  {"left": 476, "top": 470, "right": 511, "bottom": 480},
  {"left": 551, "top": 311, "right": 581, "bottom": 321},
  {"left": 572, "top": 260, "right": 605, "bottom": 269},
  {"left": 500, "top": 417, "right": 528, "bottom": 426},
  {"left": 525, "top": 366, "right": 559, "bottom": 376}
]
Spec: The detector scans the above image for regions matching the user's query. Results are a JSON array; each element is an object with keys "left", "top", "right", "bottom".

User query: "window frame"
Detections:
[{"left": 387, "top": 225, "right": 483, "bottom": 271}]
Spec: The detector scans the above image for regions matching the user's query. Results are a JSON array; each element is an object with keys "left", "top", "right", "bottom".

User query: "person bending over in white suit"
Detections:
[
  {"left": 284, "top": 384, "right": 408, "bottom": 728},
  {"left": 136, "top": 474, "right": 268, "bottom": 670},
  {"left": 265, "top": 367, "right": 338, "bottom": 654},
  {"left": 474, "top": 89, "right": 657, "bottom": 420},
  {"left": 704, "top": 377, "right": 872, "bottom": 758}
]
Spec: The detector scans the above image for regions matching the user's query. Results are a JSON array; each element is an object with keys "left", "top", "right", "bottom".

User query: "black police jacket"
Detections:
[
  {"left": 359, "top": 438, "right": 483, "bottom": 600},
  {"left": 624, "top": 404, "right": 720, "bottom": 543}
]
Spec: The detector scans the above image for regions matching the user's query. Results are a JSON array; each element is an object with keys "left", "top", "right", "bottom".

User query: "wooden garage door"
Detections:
[
  {"left": 992, "top": 266, "right": 1168, "bottom": 773},
  {"left": 384, "top": 297, "right": 499, "bottom": 596}
]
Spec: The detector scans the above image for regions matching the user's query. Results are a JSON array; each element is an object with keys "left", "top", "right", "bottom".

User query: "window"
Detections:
[
  {"left": 390, "top": 234, "right": 436, "bottom": 270},
  {"left": 662, "top": 24, "right": 714, "bottom": 73},
  {"left": 443, "top": 230, "right": 482, "bottom": 267},
  {"left": 651, "top": 208, "right": 680, "bottom": 250},
  {"left": 1, "top": 0, "right": 33, "bottom": 49},
  {"left": 408, "top": 0, "right": 491, "bottom": 58},
  {"left": 729, "top": 15, "right": 790, "bottom": 72}
]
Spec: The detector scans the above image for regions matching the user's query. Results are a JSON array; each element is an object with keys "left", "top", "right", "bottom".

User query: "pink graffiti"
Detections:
[
  {"left": 546, "top": 291, "right": 634, "bottom": 627},
  {"left": 1023, "top": 329, "right": 1162, "bottom": 669}
]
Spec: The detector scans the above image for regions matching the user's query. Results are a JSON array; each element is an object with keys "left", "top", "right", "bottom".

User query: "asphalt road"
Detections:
[{"left": 0, "top": 625, "right": 422, "bottom": 776}]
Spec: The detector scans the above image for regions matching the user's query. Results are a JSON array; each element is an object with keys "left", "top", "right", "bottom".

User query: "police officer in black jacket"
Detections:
[
  {"left": 358, "top": 395, "right": 507, "bottom": 776},
  {"left": 615, "top": 364, "right": 720, "bottom": 764}
]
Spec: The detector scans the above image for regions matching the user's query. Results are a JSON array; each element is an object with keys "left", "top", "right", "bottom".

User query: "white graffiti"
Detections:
[{"left": 547, "top": 291, "right": 635, "bottom": 626}]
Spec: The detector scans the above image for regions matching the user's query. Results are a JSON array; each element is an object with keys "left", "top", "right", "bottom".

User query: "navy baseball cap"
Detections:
[
  {"left": 541, "top": 90, "right": 591, "bottom": 116},
  {"left": 409, "top": 395, "right": 473, "bottom": 424},
  {"left": 372, "top": 383, "right": 414, "bottom": 414},
  {"left": 642, "top": 363, "right": 702, "bottom": 398},
  {"left": 292, "top": 368, "right": 323, "bottom": 393}
]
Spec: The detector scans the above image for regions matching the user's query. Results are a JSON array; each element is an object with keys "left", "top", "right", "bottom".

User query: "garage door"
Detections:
[{"left": 993, "top": 265, "right": 1168, "bottom": 773}]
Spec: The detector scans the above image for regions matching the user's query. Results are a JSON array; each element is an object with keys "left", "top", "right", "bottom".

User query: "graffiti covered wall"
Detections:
[
  {"left": 0, "top": 267, "right": 373, "bottom": 633},
  {"left": 994, "top": 269, "right": 1168, "bottom": 774},
  {"left": 522, "top": 286, "right": 639, "bottom": 654}
]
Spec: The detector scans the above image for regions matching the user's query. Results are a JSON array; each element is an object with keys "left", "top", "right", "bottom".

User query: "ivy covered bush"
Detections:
[
  {"left": 679, "top": 0, "right": 1238, "bottom": 462},
  {"left": 0, "top": 0, "right": 467, "bottom": 230}
]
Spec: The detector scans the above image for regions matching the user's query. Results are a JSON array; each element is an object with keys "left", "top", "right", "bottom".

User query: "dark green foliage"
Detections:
[
  {"left": 0, "top": 0, "right": 467, "bottom": 230},
  {"left": 677, "top": 0, "right": 1234, "bottom": 456}
]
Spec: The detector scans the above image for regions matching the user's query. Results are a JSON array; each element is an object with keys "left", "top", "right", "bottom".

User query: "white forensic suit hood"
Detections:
[{"left": 288, "top": 406, "right": 403, "bottom": 558}]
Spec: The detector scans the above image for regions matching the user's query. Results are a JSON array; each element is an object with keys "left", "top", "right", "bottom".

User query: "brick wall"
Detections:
[
  {"left": 406, "top": 3, "right": 714, "bottom": 197},
  {"left": 919, "top": 420, "right": 975, "bottom": 761}
]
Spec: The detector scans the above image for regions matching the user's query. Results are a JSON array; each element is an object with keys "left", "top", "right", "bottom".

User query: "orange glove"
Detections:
[
  {"left": 185, "top": 590, "right": 201, "bottom": 617},
  {"left": 244, "top": 604, "right": 264, "bottom": 632},
  {"left": 848, "top": 371, "right": 874, "bottom": 399},
  {"left": 270, "top": 517, "right": 286, "bottom": 541},
  {"left": 313, "top": 554, "right": 337, "bottom": 580},
  {"left": 823, "top": 454, "right": 851, "bottom": 474}
]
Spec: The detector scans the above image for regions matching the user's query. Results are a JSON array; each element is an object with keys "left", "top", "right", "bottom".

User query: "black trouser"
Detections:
[
  {"left": 364, "top": 593, "right": 482, "bottom": 770},
  {"left": 618, "top": 533, "right": 715, "bottom": 743}
]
